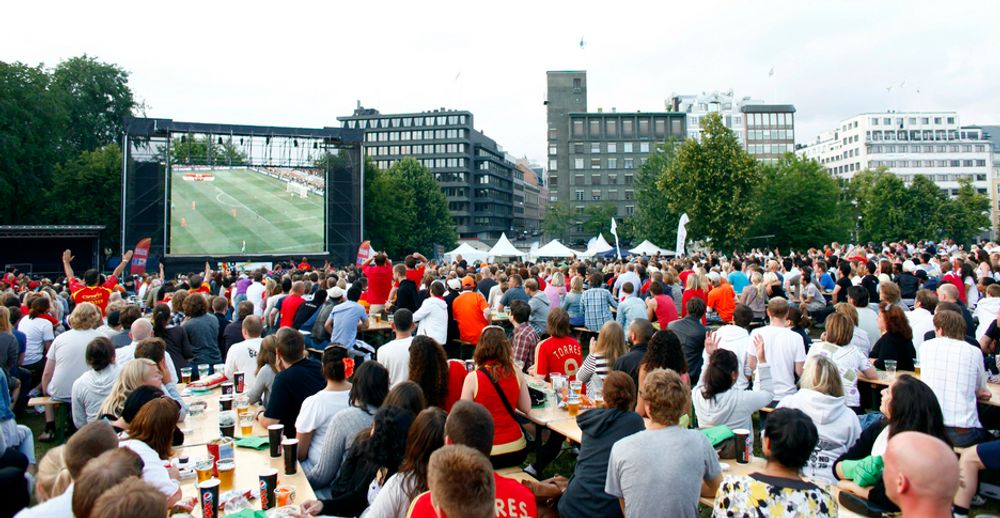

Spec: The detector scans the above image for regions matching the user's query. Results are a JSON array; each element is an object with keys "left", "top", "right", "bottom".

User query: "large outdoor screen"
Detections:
[{"left": 169, "top": 165, "right": 325, "bottom": 255}]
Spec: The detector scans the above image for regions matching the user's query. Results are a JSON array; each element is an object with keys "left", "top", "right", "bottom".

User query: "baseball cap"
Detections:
[
  {"left": 461, "top": 276, "right": 476, "bottom": 289},
  {"left": 447, "top": 278, "right": 462, "bottom": 291},
  {"left": 328, "top": 287, "right": 345, "bottom": 300}
]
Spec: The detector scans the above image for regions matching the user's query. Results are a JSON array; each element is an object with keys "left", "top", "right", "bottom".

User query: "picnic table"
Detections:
[{"left": 859, "top": 369, "right": 1000, "bottom": 407}]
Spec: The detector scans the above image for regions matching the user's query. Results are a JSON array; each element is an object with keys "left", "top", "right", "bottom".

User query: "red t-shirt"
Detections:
[
  {"left": 189, "top": 282, "right": 211, "bottom": 296},
  {"left": 681, "top": 288, "right": 708, "bottom": 325},
  {"left": 406, "top": 474, "right": 538, "bottom": 518},
  {"left": 297, "top": 261, "right": 311, "bottom": 270},
  {"left": 405, "top": 265, "right": 426, "bottom": 285},
  {"left": 534, "top": 335, "right": 582, "bottom": 381},
  {"left": 363, "top": 263, "right": 393, "bottom": 305},
  {"left": 279, "top": 294, "right": 306, "bottom": 328},
  {"left": 678, "top": 270, "right": 693, "bottom": 288},
  {"left": 445, "top": 360, "right": 466, "bottom": 412},
  {"left": 473, "top": 367, "right": 524, "bottom": 449},
  {"left": 69, "top": 276, "right": 118, "bottom": 314},
  {"left": 652, "top": 294, "right": 678, "bottom": 326}
]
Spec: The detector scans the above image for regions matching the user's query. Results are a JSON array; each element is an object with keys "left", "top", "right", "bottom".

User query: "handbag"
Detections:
[{"left": 478, "top": 367, "right": 531, "bottom": 439}]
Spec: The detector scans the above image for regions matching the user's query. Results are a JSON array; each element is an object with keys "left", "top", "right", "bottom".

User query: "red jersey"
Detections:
[
  {"left": 534, "top": 335, "right": 582, "bottom": 381},
  {"left": 297, "top": 261, "right": 311, "bottom": 270},
  {"left": 189, "top": 282, "right": 211, "bottom": 295},
  {"left": 445, "top": 360, "right": 466, "bottom": 412},
  {"left": 405, "top": 265, "right": 426, "bottom": 285},
  {"left": 363, "top": 263, "right": 393, "bottom": 305},
  {"left": 69, "top": 276, "right": 118, "bottom": 314},
  {"left": 279, "top": 294, "right": 305, "bottom": 328},
  {"left": 406, "top": 473, "right": 538, "bottom": 518}
]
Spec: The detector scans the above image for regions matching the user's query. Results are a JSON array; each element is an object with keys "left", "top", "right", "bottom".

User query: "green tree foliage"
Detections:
[
  {"left": 0, "top": 61, "right": 69, "bottom": 222},
  {"left": 938, "top": 179, "right": 991, "bottom": 243},
  {"left": 50, "top": 55, "right": 136, "bottom": 155},
  {"left": 851, "top": 169, "right": 911, "bottom": 243},
  {"left": 632, "top": 138, "right": 681, "bottom": 246},
  {"left": 749, "top": 154, "right": 851, "bottom": 250},
  {"left": 657, "top": 113, "right": 761, "bottom": 250},
  {"left": 582, "top": 202, "right": 618, "bottom": 237},
  {"left": 542, "top": 202, "right": 573, "bottom": 242},
  {"left": 903, "top": 174, "right": 946, "bottom": 237},
  {"left": 46, "top": 144, "right": 123, "bottom": 248},
  {"left": 169, "top": 135, "right": 247, "bottom": 166},
  {"left": 364, "top": 158, "right": 456, "bottom": 258}
]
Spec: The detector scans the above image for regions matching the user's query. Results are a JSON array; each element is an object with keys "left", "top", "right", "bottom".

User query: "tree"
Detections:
[
  {"left": 169, "top": 135, "right": 246, "bottom": 166},
  {"left": 364, "top": 158, "right": 456, "bottom": 258},
  {"left": 850, "top": 169, "right": 911, "bottom": 243},
  {"left": 542, "top": 202, "right": 573, "bottom": 242},
  {"left": 45, "top": 144, "right": 123, "bottom": 249},
  {"left": 903, "top": 175, "right": 946, "bottom": 239},
  {"left": 938, "top": 179, "right": 990, "bottom": 244},
  {"left": 50, "top": 55, "right": 136, "bottom": 155},
  {"left": 749, "top": 154, "right": 851, "bottom": 250},
  {"left": 582, "top": 202, "right": 617, "bottom": 237},
  {"left": 632, "top": 138, "right": 681, "bottom": 246},
  {"left": 657, "top": 112, "right": 761, "bottom": 250}
]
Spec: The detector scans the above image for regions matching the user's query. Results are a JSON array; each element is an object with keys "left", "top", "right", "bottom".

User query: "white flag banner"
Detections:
[
  {"left": 676, "top": 213, "right": 690, "bottom": 257},
  {"left": 610, "top": 217, "right": 621, "bottom": 259}
]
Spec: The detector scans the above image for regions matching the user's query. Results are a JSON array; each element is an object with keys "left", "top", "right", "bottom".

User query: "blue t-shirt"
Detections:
[
  {"left": 818, "top": 273, "right": 836, "bottom": 291},
  {"left": 728, "top": 271, "right": 750, "bottom": 295},
  {"left": 326, "top": 301, "right": 367, "bottom": 348},
  {"left": 13, "top": 329, "right": 26, "bottom": 354}
]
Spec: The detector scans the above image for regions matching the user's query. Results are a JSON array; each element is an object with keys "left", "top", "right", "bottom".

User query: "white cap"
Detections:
[
  {"left": 328, "top": 287, "right": 345, "bottom": 299},
  {"left": 707, "top": 271, "right": 721, "bottom": 282},
  {"left": 447, "top": 278, "right": 462, "bottom": 291},
  {"left": 902, "top": 260, "right": 916, "bottom": 273}
]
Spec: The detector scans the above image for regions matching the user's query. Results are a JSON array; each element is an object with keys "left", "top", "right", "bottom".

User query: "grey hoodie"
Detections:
[
  {"left": 777, "top": 388, "right": 861, "bottom": 484},
  {"left": 693, "top": 364, "right": 774, "bottom": 445},
  {"left": 71, "top": 365, "right": 119, "bottom": 428}
]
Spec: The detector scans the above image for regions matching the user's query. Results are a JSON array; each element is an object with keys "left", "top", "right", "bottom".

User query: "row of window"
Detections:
[
  {"left": 553, "top": 141, "right": 654, "bottom": 156},
  {"left": 568, "top": 117, "right": 683, "bottom": 139},
  {"left": 747, "top": 143, "right": 795, "bottom": 155},
  {"left": 867, "top": 130, "right": 984, "bottom": 142},
  {"left": 563, "top": 173, "right": 635, "bottom": 186},
  {"left": 828, "top": 163, "right": 862, "bottom": 175},
  {"left": 364, "top": 129, "right": 468, "bottom": 143},
  {"left": 870, "top": 116, "right": 955, "bottom": 127},
  {"left": 895, "top": 173, "right": 988, "bottom": 182},
  {"left": 746, "top": 130, "right": 795, "bottom": 141},
  {"left": 366, "top": 143, "right": 468, "bottom": 156},
  {"left": 568, "top": 157, "right": 648, "bottom": 171},
  {"left": 375, "top": 158, "right": 465, "bottom": 170},
  {"left": 345, "top": 114, "right": 468, "bottom": 130},
  {"left": 746, "top": 112, "right": 794, "bottom": 128},
  {"left": 689, "top": 115, "right": 742, "bottom": 129},
  {"left": 869, "top": 144, "right": 988, "bottom": 154},
  {"left": 572, "top": 190, "right": 635, "bottom": 202},
  {"left": 869, "top": 159, "right": 988, "bottom": 168}
]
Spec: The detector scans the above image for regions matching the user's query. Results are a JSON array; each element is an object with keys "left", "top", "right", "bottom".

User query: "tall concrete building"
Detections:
[
  {"left": 801, "top": 111, "right": 995, "bottom": 235},
  {"left": 982, "top": 126, "right": 1000, "bottom": 235},
  {"left": 547, "top": 71, "right": 687, "bottom": 243},
  {"left": 669, "top": 91, "right": 796, "bottom": 163},
  {"left": 339, "top": 106, "right": 515, "bottom": 240}
]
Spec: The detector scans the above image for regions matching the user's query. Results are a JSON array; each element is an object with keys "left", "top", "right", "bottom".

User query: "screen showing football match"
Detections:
[{"left": 167, "top": 134, "right": 326, "bottom": 255}]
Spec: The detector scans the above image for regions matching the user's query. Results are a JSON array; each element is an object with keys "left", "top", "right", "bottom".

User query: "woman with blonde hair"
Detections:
[
  {"left": 39, "top": 302, "right": 104, "bottom": 441},
  {"left": 98, "top": 358, "right": 163, "bottom": 420},
  {"left": 247, "top": 335, "right": 278, "bottom": 406},
  {"left": 776, "top": 355, "right": 861, "bottom": 484},
  {"left": 544, "top": 271, "right": 567, "bottom": 309},
  {"left": 834, "top": 302, "right": 872, "bottom": 356},
  {"left": 681, "top": 273, "right": 708, "bottom": 322},
  {"left": 34, "top": 445, "right": 71, "bottom": 503},
  {"left": 562, "top": 275, "right": 585, "bottom": 327},
  {"left": 811, "top": 313, "right": 876, "bottom": 410},
  {"left": 739, "top": 271, "right": 767, "bottom": 320},
  {"left": 578, "top": 320, "right": 629, "bottom": 394}
]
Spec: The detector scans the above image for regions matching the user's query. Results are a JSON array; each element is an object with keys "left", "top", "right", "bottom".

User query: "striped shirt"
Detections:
[{"left": 577, "top": 352, "right": 609, "bottom": 394}]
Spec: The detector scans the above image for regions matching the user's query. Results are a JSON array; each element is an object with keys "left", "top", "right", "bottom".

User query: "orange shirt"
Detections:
[
  {"left": 189, "top": 282, "right": 211, "bottom": 295},
  {"left": 69, "top": 276, "right": 118, "bottom": 314},
  {"left": 452, "top": 291, "right": 489, "bottom": 344},
  {"left": 406, "top": 474, "right": 538, "bottom": 518},
  {"left": 707, "top": 283, "right": 736, "bottom": 322}
]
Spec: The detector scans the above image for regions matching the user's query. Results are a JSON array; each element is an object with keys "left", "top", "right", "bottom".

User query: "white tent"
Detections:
[
  {"left": 487, "top": 233, "right": 525, "bottom": 258},
  {"left": 629, "top": 240, "right": 675, "bottom": 256},
  {"left": 444, "top": 242, "right": 489, "bottom": 263},
  {"left": 534, "top": 239, "right": 579, "bottom": 258},
  {"left": 580, "top": 233, "right": 614, "bottom": 257}
]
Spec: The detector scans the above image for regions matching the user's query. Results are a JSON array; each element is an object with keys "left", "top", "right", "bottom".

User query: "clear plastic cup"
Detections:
[{"left": 885, "top": 359, "right": 898, "bottom": 377}]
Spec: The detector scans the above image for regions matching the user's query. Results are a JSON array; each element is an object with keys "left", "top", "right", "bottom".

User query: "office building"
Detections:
[
  {"left": 669, "top": 91, "right": 796, "bottom": 163},
  {"left": 510, "top": 157, "right": 545, "bottom": 237},
  {"left": 802, "top": 111, "right": 995, "bottom": 235},
  {"left": 547, "top": 71, "right": 687, "bottom": 243},
  {"left": 339, "top": 105, "right": 515, "bottom": 240},
  {"left": 982, "top": 126, "right": 1000, "bottom": 234}
]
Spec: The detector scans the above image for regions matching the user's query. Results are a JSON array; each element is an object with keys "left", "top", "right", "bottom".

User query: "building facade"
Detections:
[
  {"left": 669, "top": 91, "right": 795, "bottom": 163},
  {"left": 547, "top": 71, "right": 687, "bottom": 243},
  {"left": 339, "top": 106, "right": 515, "bottom": 240},
  {"left": 982, "top": 126, "right": 1000, "bottom": 235},
  {"left": 801, "top": 111, "right": 995, "bottom": 235}
]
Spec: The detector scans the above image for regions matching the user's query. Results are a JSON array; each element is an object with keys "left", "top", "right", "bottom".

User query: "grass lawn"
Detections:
[{"left": 169, "top": 168, "right": 324, "bottom": 255}]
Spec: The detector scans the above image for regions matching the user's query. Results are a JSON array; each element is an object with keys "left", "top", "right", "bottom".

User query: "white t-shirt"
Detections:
[
  {"left": 295, "top": 390, "right": 352, "bottom": 471},
  {"left": 18, "top": 317, "right": 54, "bottom": 365},
  {"left": 47, "top": 328, "right": 104, "bottom": 400},
  {"left": 748, "top": 325, "right": 805, "bottom": 401},
  {"left": 119, "top": 439, "right": 179, "bottom": 497},
  {"left": 702, "top": 325, "right": 751, "bottom": 390},
  {"left": 377, "top": 336, "right": 414, "bottom": 387},
  {"left": 807, "top": 342, "right": 869, "bottom": 408},
  {"left": 15, "top": 484, "right": 73, "bottom": 518},
  {"left": 906, "top": 308, "right": 935, "bottom": 350},
  {"left": 246, "top": 282, "right": 266, "bottom": 316},
  {"left": 225, "top": 337, "right": 263, "bottom": 389}
]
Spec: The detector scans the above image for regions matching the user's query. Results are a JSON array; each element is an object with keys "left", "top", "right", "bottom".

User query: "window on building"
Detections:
[
  {"left": 623, "top": 142, "right": 633, "bottom": 153},
  {"left": 625, "top": 205, "right": 634, "bottom": 215},
  {"left": 654, "top": 119, "right": 666, "bottom": 136},
  {"left": 592, "top": 190, "right": 601, "bottom": 201},
  {"left": 638, "top": 119, "right": 650, "bottom": 137},
  {"left": 549, "top": 176, "right": 558, "bottom": 187},
  {"left": 590, "top": 158, "right": 601, "bottom": 169},
  {"left": 608, "top": 189, "right": 618, "bottom": 200},
  {"left": 624, "top": 175, "right": 633, "bottom": 185},
  {"left": 608, "top": 174, "right": 618, "bottom": 185},
  {"left": 549, "top": 159, "right": 557, "bottom": 171},
  {"left": 624, "top": 158, "right": 634, "bottom": 169},
  {"left": 574, "top": 158, "right": 584, "bottom": 169},
  {"left": 608, "top": 158, "right": 617, "bottom": 169},
  {"left": 549, "top": 145, "right": 557, "bottom": 155},
  {"left": 671, "top": 119, "right": 683, "bottom": 135},
  {"left": 607, "top": 142, "right": 617, "bottom": 153},
  {"left": 622, "top": 120, "right": 633, "bottom": 137},
  {"left": 575, "top": 191, "right": 584, "bottom": 201},
  {"left": 590, "top": 120, "right": 601, "bottom": 137},
  {"left": 591, "top": 142, "right": 601, "bottom": 153},
  {"left": 573, "top": 78, "right": 581, "bottom": 89},
  {"left": 548, "top": 128, "right": 558, "bottom": 141},
  {"left": 639, "top": 142, "right": 650, "bottom": 153},
  {"left": 625, "top": 190, "right": 634, "bottom": 200},
  {"left": 574, "top": 174, "right": 584, "bottom": 185},
  {"left": 573, "top": 120, "right": 584, "bottom": 137},
  {"left": 606, "top": 120, "right": 617, "bottom": 136}
]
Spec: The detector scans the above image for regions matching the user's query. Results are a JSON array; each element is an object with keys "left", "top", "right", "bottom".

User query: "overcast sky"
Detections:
[{"left": 4, "top": 1, "right": 999, "bottom": 165}]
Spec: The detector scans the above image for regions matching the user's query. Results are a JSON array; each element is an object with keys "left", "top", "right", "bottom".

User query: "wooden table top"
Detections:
[{"left": 859, "top": 369, "right": 1000, "bottom": 407}]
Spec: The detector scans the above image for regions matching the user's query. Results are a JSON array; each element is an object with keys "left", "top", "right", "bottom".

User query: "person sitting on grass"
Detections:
[{"left": 712, "top": 407, "right": 837, "bottom": 517}]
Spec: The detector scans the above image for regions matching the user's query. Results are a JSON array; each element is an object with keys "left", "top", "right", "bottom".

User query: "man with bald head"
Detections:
[
  {"left": 937, "top": 283, "right": 976, "bottom": 335},
  {"left": 114, "top": 318, "right": 153, "bottom": 364},
  {"left": 278, "top": 280, "right": 307, "bottom": 329},
  {"left": 883, "top": 431, "right": 958, "bottom": 518}
]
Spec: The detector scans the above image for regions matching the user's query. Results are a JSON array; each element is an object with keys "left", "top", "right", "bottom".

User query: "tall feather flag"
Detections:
[{"left": 610, "top": 217, "right": 621, "bottom": 259}]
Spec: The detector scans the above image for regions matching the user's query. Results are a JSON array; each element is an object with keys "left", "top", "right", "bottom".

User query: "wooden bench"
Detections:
[
  {"left": 28, "top": 396, "right": 60, "bottom": 408},
  {"left": 29, "top": 397, "right": 69, "bottom": 443}
]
